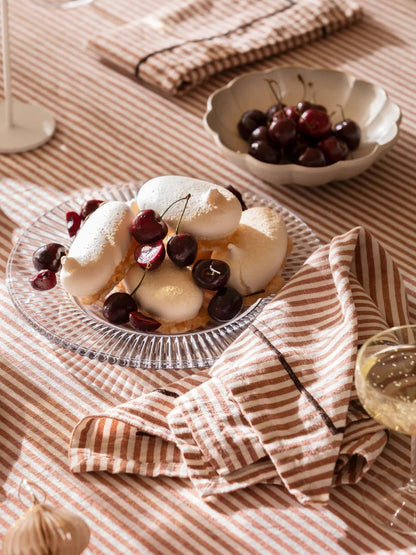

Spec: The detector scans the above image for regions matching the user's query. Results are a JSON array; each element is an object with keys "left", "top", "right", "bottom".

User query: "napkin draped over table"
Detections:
[
  {"left": 89, "top": 0, "right": 362, "bottom": 95},
  {"left": 70, "top": 227, "right": 411, "bottom": 505}
]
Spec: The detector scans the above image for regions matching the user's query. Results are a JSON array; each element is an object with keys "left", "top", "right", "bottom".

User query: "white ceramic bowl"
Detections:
[{"left": 204, "top": 67, "right": 401, "bottom": 187}]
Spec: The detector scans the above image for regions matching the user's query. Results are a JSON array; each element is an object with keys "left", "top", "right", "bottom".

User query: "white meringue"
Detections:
[
  {"left": 124, "top": 259, "right": 204, "bottom": 323},
  {"left": 136, "top": 176, "right": 242, "bottom": 240},
  {"left": 212, "top": 206, "right": 288, "bottom": 296},
  {"left": 60, "top": 201, "right": 134, "bottom": 300}
]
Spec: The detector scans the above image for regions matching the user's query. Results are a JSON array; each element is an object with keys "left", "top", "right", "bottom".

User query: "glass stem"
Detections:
[{"left": 408, "top": 436, "right": 416, "bottom": 493}]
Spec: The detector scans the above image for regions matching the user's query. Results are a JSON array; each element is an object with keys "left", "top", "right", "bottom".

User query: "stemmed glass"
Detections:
[{"left": 355, "top": 324, "right": 416, "bottom": 534}]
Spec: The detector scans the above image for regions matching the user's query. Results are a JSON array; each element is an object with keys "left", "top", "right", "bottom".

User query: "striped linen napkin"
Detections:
[
  {"left": 88, "top": 0, "right": 362, "bottom": 95},
  {"left": 70, "top": 227, "right": 410, "bottom": 504}
]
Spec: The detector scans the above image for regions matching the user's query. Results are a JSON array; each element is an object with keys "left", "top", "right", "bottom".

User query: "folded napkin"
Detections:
[
  {"left": 89, "top": 0, "right": 362, "bottom": 95},
  {"left": 70, "top": 227, "right": 411, "bottom": 504}
]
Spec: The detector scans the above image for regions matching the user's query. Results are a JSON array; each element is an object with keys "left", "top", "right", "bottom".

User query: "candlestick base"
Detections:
[{"left": 0, "top": 99, "right": 55, "bottom": 153}]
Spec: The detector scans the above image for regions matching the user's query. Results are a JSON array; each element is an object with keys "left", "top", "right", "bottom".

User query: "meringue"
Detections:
[
  {"left": 212, "top": 206, "right": 288, "bottom": 296},
  {"left": 60, "top": 201, "right": 134, "bottom": 303},
  {"left": 124, "top": 259, "right": 204, "bottom": 323},
  {"left": 136, "top": 176, "right": 242, "bottom": 240}
]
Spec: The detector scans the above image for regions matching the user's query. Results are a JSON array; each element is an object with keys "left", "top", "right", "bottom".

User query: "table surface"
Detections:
[{"left": 1, "top": 0, "right": 416, "bottom": 553}]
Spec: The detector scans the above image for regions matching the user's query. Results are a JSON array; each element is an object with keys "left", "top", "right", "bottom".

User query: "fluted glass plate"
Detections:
[{"left": 7, "top": 182, "right": 320, "bottom": 369}]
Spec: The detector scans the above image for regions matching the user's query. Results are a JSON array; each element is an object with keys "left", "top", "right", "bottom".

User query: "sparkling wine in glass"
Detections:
[{"left": 355, "top": 324, "right": 416, "bottom": 534}]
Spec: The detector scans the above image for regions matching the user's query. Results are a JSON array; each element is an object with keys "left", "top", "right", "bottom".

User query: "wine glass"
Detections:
[{"left": 355, "top": 324, "right": 416, "bottom": 534}]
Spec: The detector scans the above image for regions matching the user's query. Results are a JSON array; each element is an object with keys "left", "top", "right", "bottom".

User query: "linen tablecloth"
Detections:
[{"left": 1, "top": 0, "right": 416, "bottom": 553}]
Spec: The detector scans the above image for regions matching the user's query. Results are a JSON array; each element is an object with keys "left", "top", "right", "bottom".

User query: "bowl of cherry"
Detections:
[{"left": 204, "top": 67, "right": 401, "bottom": 187}]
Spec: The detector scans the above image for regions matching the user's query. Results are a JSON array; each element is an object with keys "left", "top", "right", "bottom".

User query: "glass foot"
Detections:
[
  {"left": 0, "top": 100, "right": 55, "bottom": 154},
  {"left": 360, "top": 472, "right": 416, "bottom": 535},
  {"left": 383, "top": 484, "right": 416, "bottom": 534}
]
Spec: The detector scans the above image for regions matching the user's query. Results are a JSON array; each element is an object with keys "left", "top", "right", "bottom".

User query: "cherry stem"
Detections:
[
  {"left": 308, "top": 81, "right": 315, "bottom": 102},
  {"left": 131, "top": 264, "right": 151, "bottom": 296},
  {"left": 297, "top": 74, "right": 307, "bottom": 100},
  {"left": 337, "top": 103, "right": 346, "bottom": 120},
  {"left": 175, "top": 193, "right": 191, "bottom": 235},
  {"left": 160, "top": 194, "right": 191, "bottom": 220},
  {"left": 265, "top": 78, "right": 283, "bottom": 104},
  {"left": 209, "top": 263, "right": 221, "bottom": 276}
]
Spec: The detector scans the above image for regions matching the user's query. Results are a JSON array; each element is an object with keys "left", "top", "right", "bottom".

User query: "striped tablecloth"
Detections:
[{"left": 1, "top": 0, "right": 416, "bottom": 553}]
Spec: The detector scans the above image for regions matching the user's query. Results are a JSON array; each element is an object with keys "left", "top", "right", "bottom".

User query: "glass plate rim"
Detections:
[{"left": 6, "top": 182, "right": 321, "bottom": 370}]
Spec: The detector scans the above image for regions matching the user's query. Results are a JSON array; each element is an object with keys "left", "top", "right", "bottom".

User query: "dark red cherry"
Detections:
[
  {"left": 32, "top": 242, "right": 66, "bottom": 272},
  {"left": 318, "top": 135, "right": 349, "bottom": 164},
  {"left": 297, "top": 147, "right": 326, "bottom": 167},
  {"left": 208, "top": 286, "right": 243, "bottom": 322},
  {"left": 298, "top": 108, "right": 331, "bottom": 138},
  {"left": 102, "top": 292, "right": 137, "bottom": 325},
  {"left": 296, "top": 100, "right": 312, "bottom": 114},
  {"left": 167, "top": 233, "right": 198, "bottom": 267},
  {"left": 284, "top": 135, "right": 311, "bottom": 163},
  {"left": 192, "top": 259, "right": 230, "bottom": 290},
  {"left": 311, "top": 103, "right": 327, "bottom": 112},
  {"left": 333, "top": 118, "right": 361, "bottom": 150},
  {"left": 129, "top": 311, "right": 161, "bottom": 332},
  {"left": 130, "top": 210, "right": 168, "bottom": 244},
  {"left": 283, "top": 105, "right": 300, "bottom": 123},
  {"left": 238, "top": 110, "right": 267, "bottom": 140},
  {"left": 134, "top": 241, "right": 165, "bottom": 270},
  {"left": 266, "top": 102, "right": 286, "bottom": 125},
  {"left": 66, "top": 211, "right": 82, "bottom": 237},
  {"left": 248, "top": 125, "right": 269, "bottom": 144},
  {"left": 268, "top": 117, "right": 297, "bottom": 148},
  {"left": 80, "top": 199, "right": 104, "bottom": 220},
  {"left": 248, "top": 140, "right": 280, "bottom": 164},
  {"left": 225, "top": 185, "right": 247, "bottom": 211},
  {"left": 30, "top": 269, "right": 57, "bottom": 291}
]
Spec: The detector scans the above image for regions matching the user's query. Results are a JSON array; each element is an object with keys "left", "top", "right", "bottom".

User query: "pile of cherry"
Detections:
[
  {"left": 30, "top": 187, "right": 247, "bottom": 332},
  {"left": 238, "top": 77, "right": 361, "bottom": 166}
]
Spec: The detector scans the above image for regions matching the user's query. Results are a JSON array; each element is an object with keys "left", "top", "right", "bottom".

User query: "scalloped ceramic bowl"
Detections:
[{"left": 204, "top": 67, "right": 401, "bottom": 187}]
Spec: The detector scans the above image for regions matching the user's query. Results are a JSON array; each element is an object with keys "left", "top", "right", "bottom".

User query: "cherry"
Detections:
[
  {"left": 226, "top": 185, "right": 247, "bottom": 211},
  {"left": 298, "top": 108, "right": 331, "bottom": 138},
  {"left": 30, "top": 269, "right": 57, "bottom": 291},
  {"left": 32, "top": 242, "right": 66, "bottom": 272},
  {"left": 318, "top": 135, "right": 349, "bottom": 164},
  {"left": 129, "top": 311, "right": 161, "bottom": 332},
  {"left": 333, "top": 118, "right": 361, "bottom": 150},
  {"left": 102, "top": 292, "right": 137, "bottom": 324},
  {"left": 248, "top": 140, "right": 280, "bottom": 164},
  {"left": 130, "top": 209, "right": 168, "bottom": 244},
  {"left": 237, "top": 109, "right": 267, "bottom": 140},
  {"left": 268, "top": 117, "right": 297, "bottom": 147},
  {"left": 134, "top": 241, "right": 165, "bottom": 270},
  {"left": 284, "top": 135, "right": 311, "bottom": 163},
  {"left": 248, "top": 125, "right": 269, "bottom": 144},
  {"left": 167, "top": 233, "right": 198, "bottom": 267},
  {"left": 66, "top": 211, "right": 82, "bottom": 237},
  {"left": 208, "top": 286, "right": 243, "bottom": 322},
  {"left": 164, "top": 194, "right": 198, "bottom": 267},
  {"left": 266, "top": 102, "right": 285, "bottom": 124},
  {"left": 192, "top": 259, "right": 230, "bottom": 290},
  {"left": 311, "top": 103, "right": 327, "bottom": 112},
  {"left": 80, "top": 199, "right": 103, "bottom": 220},
  {"left": 296, "top": 100, "right": 312, "bottom": 114},
  {"left": 297, "top": 147, "right": 326, "bottom": 167},
  {"left": 283, "top": 105, "right": 300, "bottom": 123}
]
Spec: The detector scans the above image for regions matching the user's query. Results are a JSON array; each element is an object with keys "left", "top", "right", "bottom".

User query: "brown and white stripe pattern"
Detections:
[
  {"left": 70, "top": 227, "right": 407, "bottom": 505},
  {"left": 88, "top": 0, "right": 362, "bottom": 94},
  {"left": 2, "top": 0, "right": 416, "bottom": 552}
]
